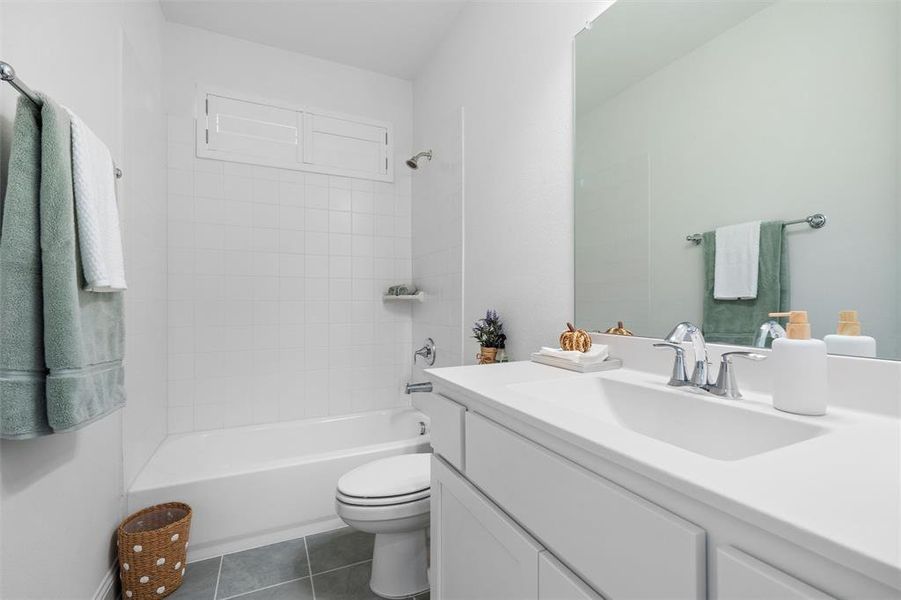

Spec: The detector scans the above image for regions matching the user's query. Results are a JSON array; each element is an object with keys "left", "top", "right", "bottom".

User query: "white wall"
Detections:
[
  {"left": 414, "top": 1, "right": 607, "bottom": 362},
  {"left": 0, "top": 2, "right": 167, "bottom": 597},
  {"left": 163, "top": 23, "right": 415, "bottom": 432},
  {"left": 411, "top": 107, "right": 464, "bottom": 375},
  {"left": 576, "top": 1, "right": 900, "bottom": 356}
]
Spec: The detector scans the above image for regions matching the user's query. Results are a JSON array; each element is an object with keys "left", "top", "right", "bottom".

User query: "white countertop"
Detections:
[{"left": 425, "top": 360, "right": 901, "bottom": 589}]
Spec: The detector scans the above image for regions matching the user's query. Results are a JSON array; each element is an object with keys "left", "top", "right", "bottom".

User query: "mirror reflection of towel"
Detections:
[
  {"left": 714, "top": 221, "right": 760, "bottom": 300},
  {"left": 702, "top": 221, "right": 789, "bottom": 346}
]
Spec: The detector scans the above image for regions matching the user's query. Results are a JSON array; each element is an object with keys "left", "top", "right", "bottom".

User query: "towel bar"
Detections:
[
  {"left": 1, "top": 60, "right": 123, "bottom": 180},
  {"left": 687, "top": 213, "right": 826, "bottom": 245}
]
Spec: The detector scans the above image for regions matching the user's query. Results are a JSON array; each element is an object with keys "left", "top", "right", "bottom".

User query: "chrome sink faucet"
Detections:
[
  {"left": 655, "top": 321, "right": 766, "bottom": 399},
  {"left": 755, "top": 319, "right": 786, "bottom": 348}
]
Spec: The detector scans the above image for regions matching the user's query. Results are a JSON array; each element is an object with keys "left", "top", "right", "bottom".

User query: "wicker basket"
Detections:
[{"left": 117, "top": 502, "right": 192, "bottom": 599}]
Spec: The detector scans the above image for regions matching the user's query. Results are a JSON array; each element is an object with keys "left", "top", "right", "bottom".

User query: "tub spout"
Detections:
[{"left": 405, "top": 382, "right": 432, "bottom": 394}]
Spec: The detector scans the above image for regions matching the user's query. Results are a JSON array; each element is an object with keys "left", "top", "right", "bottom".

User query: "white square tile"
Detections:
[
  {"left": 304, "top": 231, "right": 329, "bottom": 255},
  {"left": 279, "top": 230, "right": 305, "bottom": 254},
  {"left": 305, "top": 184, "right": 329, "bottom": 209},
  {"left": 167, "top": 143, "right": 194, "bottom": 171},
  {"left": 252, "top": 203, "right": 279, "bottom": 228},
  {"left": 329, "top": 233, "right": 352, "bottom": 256},
  {"left": 351, "top": 190, "right": 374, "bottom": 214},
  {"left": 252, "top": 178, "right": 279, "bottom": 204},
  {"left": 251, "top": 228, "right": 280, "bottom": 252},
  {"left": 224, "top": 176, "right": 253, "bottom": 202},
  {"left": 352, "top": 213, "right": 374, "bottom": 235},
  {"left": 329, "top": 211, "right": 352, "bottom": 234},
  {"left": 168, "top": 406, "right": 194, "bottom": 434},
  {"left": 252, "top": 252, "right": 280, "bottom": 277},
  {"left": 168, "top": 193, "right": 194, "bottom": 222},
  {"left": 168, "top": 380, "right": 195, "bottom": 407},
  {"left": 305, "top": 208, "right": 329, "bottom": 232},
  {"left": 305, "top": 255, "right": 329, "bottom": 278},
  {"left": 329, "top": 256, "right": 352, "bottom": 278},
  {"left": 167, "top": 115, "right": 194, "bottom": 144},
  {"left": 195, "top": 171, "right": 224, "bottom": 199},
  {"left": 279, "top": 277, "right": 305, "bottom": 301},
  {"left": 194, "top": 403, "right": 225, "bottom": 430},
  {"left": 279, "top": 254, "right": 306, "bottom": 277},
  {"left": 305, "top": 279, "right": 329, "bottom": 302},
  {"left": 279, "top": 182, "right": 305, "bottom": 207},
  {"left": 329, "top": 188, "right": 352, "bottom": 211},
  {"left": 279, "top": 206, "right": 305, "bottom": 230},
  {"left": 168, "top": 169, "right": 194, "bottom": 196}
]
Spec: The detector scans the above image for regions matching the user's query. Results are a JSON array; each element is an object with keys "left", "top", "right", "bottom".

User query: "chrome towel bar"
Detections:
[
  {"left": 687, "top": 213, "right": 826, "bottom": 245},
  {"left": 1, "top": 60, "right": 123, "bottom": 179}
]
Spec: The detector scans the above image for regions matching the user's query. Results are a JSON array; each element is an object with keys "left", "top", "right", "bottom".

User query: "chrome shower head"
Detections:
[{"left": 406, "top": 150, "right": 432, "bottom": 170}]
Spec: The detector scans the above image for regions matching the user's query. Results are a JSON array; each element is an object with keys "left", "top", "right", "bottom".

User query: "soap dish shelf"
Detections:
[{"left": 383, "top": 292, "right": 425, "bottom": 302}]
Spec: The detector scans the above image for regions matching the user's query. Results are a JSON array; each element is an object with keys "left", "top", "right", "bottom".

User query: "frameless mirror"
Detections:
[{"left": 574, "top": 0, "right": 901, "bottom": 360}]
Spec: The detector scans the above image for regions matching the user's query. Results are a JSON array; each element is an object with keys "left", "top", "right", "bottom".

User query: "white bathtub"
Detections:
[{"left": 128, "top": 408, "right": 431, "bottom": 560}]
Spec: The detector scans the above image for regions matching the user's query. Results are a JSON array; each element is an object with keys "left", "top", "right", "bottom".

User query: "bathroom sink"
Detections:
[{"left": 507, "top": 375, "right": 826, "bottom": 461}]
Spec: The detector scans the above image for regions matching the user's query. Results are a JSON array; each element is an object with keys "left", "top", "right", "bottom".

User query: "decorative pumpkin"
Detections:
[
  {"left": 604, "top": 321, "right": 634, "bottom": 336},
  {"left": 560, "top": 322, "right": 592, "bottom": 352}
]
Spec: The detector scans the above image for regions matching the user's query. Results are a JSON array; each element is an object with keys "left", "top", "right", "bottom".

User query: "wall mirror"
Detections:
[{"left": 574, "top": 0, "right": 901, "bottom": 360}]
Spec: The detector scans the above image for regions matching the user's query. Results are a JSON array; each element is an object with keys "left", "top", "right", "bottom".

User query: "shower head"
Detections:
[{"left": 406, "top": 150, "right": 432, "bottom": 170}]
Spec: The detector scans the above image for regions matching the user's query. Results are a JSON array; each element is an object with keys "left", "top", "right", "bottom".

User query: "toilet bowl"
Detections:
[{"left": 335, "top": 453, "right": 431, "bottom": 599}]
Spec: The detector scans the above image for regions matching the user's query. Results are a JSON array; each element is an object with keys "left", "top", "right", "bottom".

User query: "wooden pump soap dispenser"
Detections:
[
  {"left": 824, "top": 310, "right": 877, "bottom": 358},
  {"left": 768, "top": 310, "right": 827, "bottom": 416}
]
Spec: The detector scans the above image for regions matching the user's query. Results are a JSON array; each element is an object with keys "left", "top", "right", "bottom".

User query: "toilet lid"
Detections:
[{"left": 338, "top": 453, "right": 430, "bottom": 499}]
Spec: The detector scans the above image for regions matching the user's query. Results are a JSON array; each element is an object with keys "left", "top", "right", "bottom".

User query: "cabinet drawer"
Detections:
[
  {"left": 432, "top": 456, "right": 542, "bottom": 599},
  {"left": 465, "top": 412, "right": 706, "bottom": 600},
  {"left": 414, "top": 393, "right": 466, "bottom": 470},
  {"left": 715, "top": 547, "right": 834, "bottom": 599},
  {"left": 539, "top": 551, "right": 605, "bottom": 600}
]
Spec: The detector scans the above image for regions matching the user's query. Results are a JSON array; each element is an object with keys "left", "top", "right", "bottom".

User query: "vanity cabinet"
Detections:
[
  {"left": 465, "top": 412, "right": 706, "bottom": 600},
  {"left": 431, "top": 456, "right": 541, "bottom": 599},
  {"left": 539, "top": 552, "right": 605, "bottom": 600},
  {"left": 715, "top": 547, "right": 834, "bottom": 599}
]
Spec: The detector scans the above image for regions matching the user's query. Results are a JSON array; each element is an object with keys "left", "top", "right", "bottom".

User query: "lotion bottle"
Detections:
[
  {"left": 769, "top": 310, "right": 827, "bottom": 416},
  {"left": 823, "top": 310, "right": 877, "bottom": 358}
]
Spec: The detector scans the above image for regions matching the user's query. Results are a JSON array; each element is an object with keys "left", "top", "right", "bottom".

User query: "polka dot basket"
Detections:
[{"left": 117, "top": 502, "right": 192, "bottom": 599}]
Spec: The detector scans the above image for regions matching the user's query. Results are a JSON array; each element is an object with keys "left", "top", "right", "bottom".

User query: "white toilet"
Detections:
[{"left": 335, "top": 453, "right": 431, "bottom": 599}]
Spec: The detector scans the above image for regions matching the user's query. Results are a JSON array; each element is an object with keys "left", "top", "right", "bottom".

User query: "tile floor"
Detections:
[{"left": 169, "top": 527, "right": 429, "bottom": 600}]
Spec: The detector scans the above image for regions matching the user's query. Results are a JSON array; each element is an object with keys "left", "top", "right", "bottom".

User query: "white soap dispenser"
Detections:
[
  {"left": 823, "top": 310, "right": 877, "bottom": 358},
  {"left": 769, "top": 310, "right": 827, "bottom": 416}
]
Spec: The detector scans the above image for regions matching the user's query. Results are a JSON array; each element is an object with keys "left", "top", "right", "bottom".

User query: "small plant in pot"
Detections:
[{"left": 472, "top": 310, "right": 506, "bottom": 364}]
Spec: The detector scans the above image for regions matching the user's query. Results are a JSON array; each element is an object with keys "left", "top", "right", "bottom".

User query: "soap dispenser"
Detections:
[
  {"left": 769, "top": 311, "right": 827, "bottom": 416},
  {"left": 823, "top": 310, "right": 877, "bottom": 358}
]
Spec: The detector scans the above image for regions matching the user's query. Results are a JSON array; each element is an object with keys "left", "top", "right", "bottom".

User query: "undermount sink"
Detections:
[{"left": 508, "top": 374, "right": 827, "bottom": 461}]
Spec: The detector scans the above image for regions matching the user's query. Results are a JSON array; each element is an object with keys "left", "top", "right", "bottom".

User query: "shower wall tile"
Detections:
[{"left": 167, "top": 116, "right": 413, "bottom": 433}]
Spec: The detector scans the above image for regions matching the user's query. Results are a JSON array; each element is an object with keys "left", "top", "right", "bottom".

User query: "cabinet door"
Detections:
[
  {"left": 432, "top": 456, "right": 541, "bottom": 600},
  {"left": 539, "top": 552, "right": 605, "bottom": 600},
  {"left": 716, "top": 547, "right": 834, "bottom": 599},
  {"left": 466, "top": 412, "right": 706, "bottom": 600}
]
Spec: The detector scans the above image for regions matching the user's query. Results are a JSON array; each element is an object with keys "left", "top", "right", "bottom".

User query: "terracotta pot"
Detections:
[{"left": 477, "top": 347, "right": 498, "bottom": 364}]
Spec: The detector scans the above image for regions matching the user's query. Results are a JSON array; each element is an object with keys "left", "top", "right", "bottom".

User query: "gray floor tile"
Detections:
[
  {"left": 169, "top": 557, "right": 221, "bottom": 600},
  {"left": 312, "top": 562, "right": 379, "bottom": 600},
  {"left": 216, "top": 538, "right": 310, "bottom": 599},
  {"left": 306, "top": 527, "right": 374, "bottom": 574},
  {"left": 229, "top": 577, "right": 314, "bottom": 600}
]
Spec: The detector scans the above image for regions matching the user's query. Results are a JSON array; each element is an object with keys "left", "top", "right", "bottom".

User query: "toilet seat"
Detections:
[
  {"left": 336, "top": 487, "right": 430, "bottom": 507},
  {"left": 337, "top": 453, "right": 430, "bottom": 505}
]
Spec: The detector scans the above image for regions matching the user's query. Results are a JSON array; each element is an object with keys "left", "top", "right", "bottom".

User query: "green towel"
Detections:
[
  {"left": 0, "top": 95, "right": 125, "bottom": 439},
  {"left": 701, "top": 221, "right": 789, "bottom": 347}
]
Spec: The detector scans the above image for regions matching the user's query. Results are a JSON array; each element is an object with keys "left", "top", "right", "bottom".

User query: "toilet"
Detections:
[{"left": 335, "top": 453, "right": 431, "bottom": 599}]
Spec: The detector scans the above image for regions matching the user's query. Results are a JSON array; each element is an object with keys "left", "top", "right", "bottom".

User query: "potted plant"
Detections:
[{"left": 472, "top": 310, "right": 506, "bottom": 364}]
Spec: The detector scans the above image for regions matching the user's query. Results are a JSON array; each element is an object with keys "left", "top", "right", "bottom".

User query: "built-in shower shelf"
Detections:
[{"left": 383, "top": 292, "right": 425, "bottom": 302}]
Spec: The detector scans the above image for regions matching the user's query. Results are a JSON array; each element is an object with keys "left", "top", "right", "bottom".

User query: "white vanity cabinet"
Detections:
[
  {"left": 715, "top": 547, "right": 834, "bottom": 599},
  {"left": 539, "top": 552, "right": 605, "bottom": 600},
  {"left": 431, "top": 456, "right": 541, "bottom": 599},
  {"left": 423, "top": 384, "right": 900, "bottom": 600}
]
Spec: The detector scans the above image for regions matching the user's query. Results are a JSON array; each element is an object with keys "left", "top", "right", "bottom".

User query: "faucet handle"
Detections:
[
  {"left": 653, "top": 343, "right": 690, "bottom": 386},
  {"left": 709, "top": 351, "right": 767, "bottom": 399}
]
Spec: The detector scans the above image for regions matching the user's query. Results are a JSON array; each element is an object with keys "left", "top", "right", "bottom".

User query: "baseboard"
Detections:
[{"left": 93, "top": 564, "right": 118, "bottom": 600}]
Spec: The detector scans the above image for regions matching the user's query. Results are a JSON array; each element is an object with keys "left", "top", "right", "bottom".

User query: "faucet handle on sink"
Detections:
[
  {"left": 653, "top": 342, "right": 691, "bottom": 387},
  {"left": 709, "top": 351, "right": 767, "bottom": 399}
]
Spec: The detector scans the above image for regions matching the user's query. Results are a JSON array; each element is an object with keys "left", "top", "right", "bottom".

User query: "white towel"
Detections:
[
  {"left": 714, "top": 220, "right": 760, "bottom": 300},
  {"left": 67, "top": 110, "right": 127, "bottom": 292},
  {"left": 538, "top": 345, "right": 609, "bottom": 364}
]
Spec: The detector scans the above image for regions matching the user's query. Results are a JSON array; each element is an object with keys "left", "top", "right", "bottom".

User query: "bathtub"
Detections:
[{"left": 128, "top": 407, "right": 431, "bottom": 560}]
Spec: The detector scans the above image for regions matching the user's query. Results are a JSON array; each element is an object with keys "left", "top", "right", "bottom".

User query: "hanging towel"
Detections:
[
  {"left": 0, "top": 95, "right": 126, "bottom": 439},
  {"left": 714, "top": 220, "right": 760, "bottom": 300},
  {"left": 67, "top": 109, "right": 127, "bottom": 292},
  {"left": 702, "top": 221, "right": 789, "bottom": 346}
]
